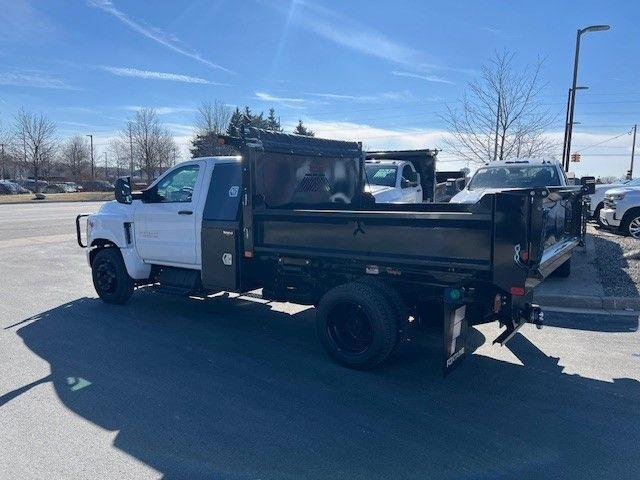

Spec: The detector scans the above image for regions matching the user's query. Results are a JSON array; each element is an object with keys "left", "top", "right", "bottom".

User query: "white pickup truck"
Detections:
[
  {"left": 450, "top": 159, "right": 566, "bottom": 203},
  {"left": 599, "top": 179, "right": 640, "bottom": 238},
  {"left": 364, "top": 160, "right": 423, "bottom": 203}
]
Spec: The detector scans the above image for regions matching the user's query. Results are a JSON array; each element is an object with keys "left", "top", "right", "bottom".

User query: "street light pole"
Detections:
[
  {"left": 564, "top": 24, "right": 610, "bottom": 172},
  {"left": 561, "top": 88, "right": 573, "bottom": 170},
  {"left": 87, "top": 134, "right": 95, "bottom": 180}
]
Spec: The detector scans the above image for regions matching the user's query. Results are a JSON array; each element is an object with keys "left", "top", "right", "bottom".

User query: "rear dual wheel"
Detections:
[{"left": 316, "top": 282, "right": 399, "bottom": 370}]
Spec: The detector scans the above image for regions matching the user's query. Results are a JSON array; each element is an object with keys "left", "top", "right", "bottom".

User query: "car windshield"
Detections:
[
  {"left": 468, "top": 165, "right": 561, "bottom": 190},
  {"left": 365, "top": 164, "right": 397, "bottom": 187}
]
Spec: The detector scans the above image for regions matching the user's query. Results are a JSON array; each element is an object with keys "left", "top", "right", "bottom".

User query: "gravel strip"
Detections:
[{"left": 590, "top": 225, "right": 640, "bottom": 297}]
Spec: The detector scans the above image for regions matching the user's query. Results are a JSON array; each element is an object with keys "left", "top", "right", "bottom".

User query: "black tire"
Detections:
[
  {"left": 594, "top": 203, "right": 605, "bottom": 228},
  {"left": 553, "top": 258, "right": 571, "bottom": 278},
  {"left": 316, "top": 282, "right": 397, "bottom": 370},
  {"left": 357, "top": 277, "right": 410, "bottom": 355},
  {"left": 620, "top": 208, "right": 640, "bottom": 238},
  {"left": 91, "top": 248, "right": 134, "bottom": 304}
]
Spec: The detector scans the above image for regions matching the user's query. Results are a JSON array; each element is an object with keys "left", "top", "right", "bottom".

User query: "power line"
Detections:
[{"left": 574, "top": 130, "right": 633, "bottom": 153}]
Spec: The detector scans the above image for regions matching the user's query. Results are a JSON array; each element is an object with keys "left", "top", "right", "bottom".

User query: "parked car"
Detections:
[
  {"left": 80, "top": 180, "right": 115, "bottom": 192},
  {"left": 64, "top": 182, "right": 83, "bottom": 192},
  {"left": 16, "top": 178, "right": 48, "bottom": 192},
  {"left": 364, "top": 159, "right": 423, "bottom": 203},
  {"left": 44, "top": 183, "right": 72, "bottom": 193},
  {"left": 599, "top": 179, "right": 640, "bottom": 238},
  {"left": 450, "top": 159, "right": 565, "bottom": 203},
  {"left": 0, "top": 180, "right": 30, "bottom": 194},
  {"left": 587, "top": 179, "right": 631, "bottom": 226}
]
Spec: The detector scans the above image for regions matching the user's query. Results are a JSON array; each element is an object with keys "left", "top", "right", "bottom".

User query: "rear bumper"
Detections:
[{"left": 600, "top": 207, "right": 620, "bottom": 228}]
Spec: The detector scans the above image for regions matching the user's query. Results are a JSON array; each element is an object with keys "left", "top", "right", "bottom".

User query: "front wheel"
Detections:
[
  {"left": 91, "top": 248, "right": 134, "bottom": 304},
  {"left": 316, "top": 282, "right": 397, "bottom": 370},
  {"left": 621, "top": 208, "right": 640, "bottom": 238}
]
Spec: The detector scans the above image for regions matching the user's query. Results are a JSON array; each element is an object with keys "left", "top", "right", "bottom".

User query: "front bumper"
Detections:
[{"left": 599, "top": 207, "right": 620, "bottom": 228}]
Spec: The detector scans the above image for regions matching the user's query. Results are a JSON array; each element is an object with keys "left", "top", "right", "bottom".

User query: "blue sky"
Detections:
[{"left": 1, "top": 0, "right": 638, "bottom": 177}]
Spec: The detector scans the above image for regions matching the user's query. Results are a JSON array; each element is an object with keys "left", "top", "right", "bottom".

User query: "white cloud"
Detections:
[
  {"left": 0, "top": 71, "right": 75, "bottom": 90},
  {"left": 306, "top": 90, "right": 416, "bottom": 102},
  {"left": 121, "top": 105, "right": 196, "bottom": 115},
  {"left": 254, "top": 91, "right": 305, "bottom": 103},
  {"left": 391, "top": 70, "right": 453, "bottom": 85},
  {"left": 87, "top": 0, "right": 232, "bottom": 73},
  {"left": 101, "top": 66, "right": 214, "bottom": 84}
]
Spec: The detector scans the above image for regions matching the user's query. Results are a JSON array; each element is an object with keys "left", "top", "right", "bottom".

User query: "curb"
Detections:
[{"left": 534, "top": 294, "right": 640, "bottom": 312}]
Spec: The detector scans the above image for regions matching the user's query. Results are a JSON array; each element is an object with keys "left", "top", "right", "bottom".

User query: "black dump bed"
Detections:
[{"left": 220, "top": 128, "right": 585, "bottom": 294}]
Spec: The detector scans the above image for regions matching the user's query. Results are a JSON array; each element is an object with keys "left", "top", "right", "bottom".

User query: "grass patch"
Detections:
[{"left": 0, "top": 192, "right": 114, "bottom": 204}]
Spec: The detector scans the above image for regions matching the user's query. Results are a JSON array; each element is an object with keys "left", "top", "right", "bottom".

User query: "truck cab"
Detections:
[{"left": 364, "top": 159, "right": 422, "bottom": 203}]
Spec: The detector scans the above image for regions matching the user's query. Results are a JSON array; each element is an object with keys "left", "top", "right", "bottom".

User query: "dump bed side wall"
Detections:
[{"left": 253, "top": 205, "right": 494, "bottom": 273}]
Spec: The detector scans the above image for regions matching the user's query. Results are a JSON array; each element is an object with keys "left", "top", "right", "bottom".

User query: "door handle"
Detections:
[{"left": 178, "top": 210, "right": 193, "bottom": 215}]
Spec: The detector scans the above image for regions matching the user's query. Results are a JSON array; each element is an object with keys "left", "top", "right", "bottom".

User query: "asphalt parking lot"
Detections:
[{"left": 1, "top": 202, "right": 639, "bottom": 480}]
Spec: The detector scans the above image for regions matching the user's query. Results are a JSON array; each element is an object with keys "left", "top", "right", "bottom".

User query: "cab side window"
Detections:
[
  {"left": 155, "top": 165, "right": 200, "bottom": 203},
  {"left": 402, "top": 165, "right": 416, "bottom": 185}
]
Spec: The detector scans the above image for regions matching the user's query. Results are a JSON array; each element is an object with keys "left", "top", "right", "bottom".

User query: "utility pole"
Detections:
[
  {"left": 630, "top": 124, "right": 637, "bottom": 180},
  {"left": 0, "top": 143, "right": 5, "bottom": 180},
  {"left": 128, "top": 122, "right": 134, "bottom": 179},
  {"left": 87, "top": 134, "right": 95, "bottom": 180},
  {"left": 104, "top": 151, "right": 108, "bottom": 181}
]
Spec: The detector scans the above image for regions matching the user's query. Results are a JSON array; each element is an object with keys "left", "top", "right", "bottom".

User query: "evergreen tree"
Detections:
[
  {"left": 226, "top": 107, "right": 244, "bottom": 136},
  {"left": 266, "top": 108, "right": 282, "bottom": 132},
  {"left": 294, "top": 119, "right": 314, "bottom": 137}
]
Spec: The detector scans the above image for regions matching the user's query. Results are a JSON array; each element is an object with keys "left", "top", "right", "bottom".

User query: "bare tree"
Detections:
[
  {"left": 195, "top": 100, "right": 232, "bottom": 136},
  {"left": 108, "top": 137, "right": 130, "bottom": 178},
  {"left": 130, "top": 108, "right": 161, "bottom": 181},
  {"left": 13, "top": 108, "right": 57, "bottom": 192},
  {"left": 157, "top": 133, "right": 179, "bottom": 171},
  {"left": 443, "top": 51, "right": 557, "bottom": 163},
  {"left": 60, "top": 135, "right": 90, "bottom": 182},
  {"left": 128, "top": 108, "right": 178, "bottom": 181}
]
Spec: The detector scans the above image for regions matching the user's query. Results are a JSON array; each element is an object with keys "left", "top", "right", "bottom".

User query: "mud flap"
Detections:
[{"left": 443, "top": 303, "right": 468, "bottom": 376}]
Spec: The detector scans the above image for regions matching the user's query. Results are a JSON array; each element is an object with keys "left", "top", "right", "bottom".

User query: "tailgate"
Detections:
[{"left": 491, "top": 186, "right": 585, "bottom": 294}]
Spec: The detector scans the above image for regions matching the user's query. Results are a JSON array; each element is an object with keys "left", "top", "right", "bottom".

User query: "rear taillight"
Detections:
[{"left": 510, "top": 287, "right": 525, "bottom": 296}]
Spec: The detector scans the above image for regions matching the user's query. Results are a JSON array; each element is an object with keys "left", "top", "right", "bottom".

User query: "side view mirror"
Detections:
[
  {"left": 114, "top": 177, "right": 132, "bottom": 204},
  {"left": 581, "top": 176, "right": 596, "bottom": 195}
]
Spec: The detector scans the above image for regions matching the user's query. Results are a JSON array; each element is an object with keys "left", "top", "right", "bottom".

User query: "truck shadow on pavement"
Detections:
[{"left": 6, "top": 292, "right": 640, "bottom": 480}]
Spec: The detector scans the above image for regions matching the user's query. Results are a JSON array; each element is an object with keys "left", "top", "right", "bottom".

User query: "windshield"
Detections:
[
  {"left": 365, "top": 164, "right": 397, "bottom": 187},
  {"left": 468, "top": 165, "right": 561, "bottom": 190},
  {"left": 625, "top": 178, "right": 640, "bottom": 187}
]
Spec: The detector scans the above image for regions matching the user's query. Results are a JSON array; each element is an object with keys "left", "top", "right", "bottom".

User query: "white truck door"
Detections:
[{"left": 134, "top": 162, "right": 204, "bottom": 266}]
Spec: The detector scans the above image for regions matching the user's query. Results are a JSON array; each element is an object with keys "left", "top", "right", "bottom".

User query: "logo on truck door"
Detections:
[
  {"left": 222, "top": 253, "right": 233, "bottom": 266},
  {"left": 228, "top": 186, "right": 239, "bottom": 197}
]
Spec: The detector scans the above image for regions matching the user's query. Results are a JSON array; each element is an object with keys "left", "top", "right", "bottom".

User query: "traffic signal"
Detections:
[{"left": 570, "top": 153, "right": 581, "bottom": 162}]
